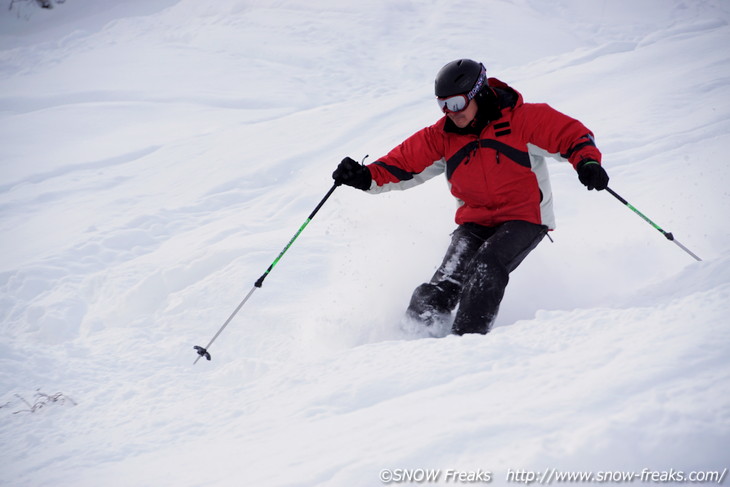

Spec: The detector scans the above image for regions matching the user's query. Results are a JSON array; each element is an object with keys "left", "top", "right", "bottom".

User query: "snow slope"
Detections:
[{"left": 1, "top": 0, "right": 729, "bottom": 486}]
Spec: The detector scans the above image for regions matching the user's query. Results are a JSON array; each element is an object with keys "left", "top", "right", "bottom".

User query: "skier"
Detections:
[{"left": 332, "top": 59, "right": 609, "bottom": 335}]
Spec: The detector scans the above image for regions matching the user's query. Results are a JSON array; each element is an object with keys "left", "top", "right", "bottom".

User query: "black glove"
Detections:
[
  {"left": 332, "top": 157, "right": 372, "bottom": 190},
  {"left": 577, "top": 160, "right": 609, "bottom": 191}
]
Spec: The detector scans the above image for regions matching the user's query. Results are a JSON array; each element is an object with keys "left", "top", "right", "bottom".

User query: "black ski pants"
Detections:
[{"left": 406, "top": 220, "right": 548, "bottom": 335}]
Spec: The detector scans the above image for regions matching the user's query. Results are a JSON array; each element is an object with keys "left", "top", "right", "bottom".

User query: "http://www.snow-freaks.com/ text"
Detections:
[{"left": 378, "top": 467, "right": 728, "bottom": 484}]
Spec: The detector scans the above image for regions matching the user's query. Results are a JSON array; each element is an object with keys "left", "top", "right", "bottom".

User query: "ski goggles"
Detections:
[
  {"left": 436, "top": 65, "right": 487, "bottom": 113},
  {"left": 437, "top": 94, "right": 471, "bottom": 113}
]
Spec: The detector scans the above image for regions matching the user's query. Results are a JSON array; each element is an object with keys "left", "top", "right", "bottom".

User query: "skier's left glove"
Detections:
[
  {"left": 577, "top": 160, "right": 609, "bottom": 191},
  {"left": 332, "top": 157, "right": 372, "bottom": 190}
]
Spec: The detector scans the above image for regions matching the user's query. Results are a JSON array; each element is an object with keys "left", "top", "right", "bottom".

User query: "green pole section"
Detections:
[
  {"left": 194, "top": 183, "right": 339, "bottom": 363},
  {"left": 605, "top": 187, "right": 701, "bottom": 262},
  {"left": 255, "top": 183, "right": 338, "bottom": 287}
]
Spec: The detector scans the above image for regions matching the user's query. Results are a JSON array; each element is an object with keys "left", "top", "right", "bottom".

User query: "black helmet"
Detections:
[{"left": 434, "top": 59, "right": 487, "bottom": 98}]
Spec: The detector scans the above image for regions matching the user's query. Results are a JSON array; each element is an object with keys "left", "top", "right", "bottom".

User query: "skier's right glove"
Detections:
[
  {"left": 332, "top": 157, "right": 372, "bottom": 190},
  {"left": 577, "top": 160, "right": 609, "bottom": 191}
]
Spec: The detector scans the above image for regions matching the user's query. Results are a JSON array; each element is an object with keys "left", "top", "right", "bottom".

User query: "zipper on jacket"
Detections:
[{"left": 464, "top": 138, "right": 479, "bottom": 166}]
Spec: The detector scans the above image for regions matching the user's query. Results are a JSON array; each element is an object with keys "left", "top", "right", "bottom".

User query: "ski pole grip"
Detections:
[{"left": 606, "top": 187, "right": 628, "bottom": 205}]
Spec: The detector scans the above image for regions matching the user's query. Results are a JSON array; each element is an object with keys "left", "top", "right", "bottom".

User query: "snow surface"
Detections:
[{"left": 1, "top": 0, "right": 729, "bottom": 486}]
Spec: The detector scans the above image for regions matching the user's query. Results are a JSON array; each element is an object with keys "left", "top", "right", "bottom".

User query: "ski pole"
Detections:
[
  {"left": 193, "top": 183, "right": 339, "bottom": 364},
  {"left": 605, "top": 186, "right": 702, "bottom": 262}
]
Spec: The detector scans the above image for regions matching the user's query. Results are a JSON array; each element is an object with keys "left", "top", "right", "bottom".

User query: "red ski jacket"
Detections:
[{"left": 365, "top": 78, "right": 602, "bottom": 230}]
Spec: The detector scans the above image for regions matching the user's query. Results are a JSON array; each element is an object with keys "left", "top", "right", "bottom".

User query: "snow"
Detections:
[{"left": 1, "top": 0, "right": 729, "bottom": 486}]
